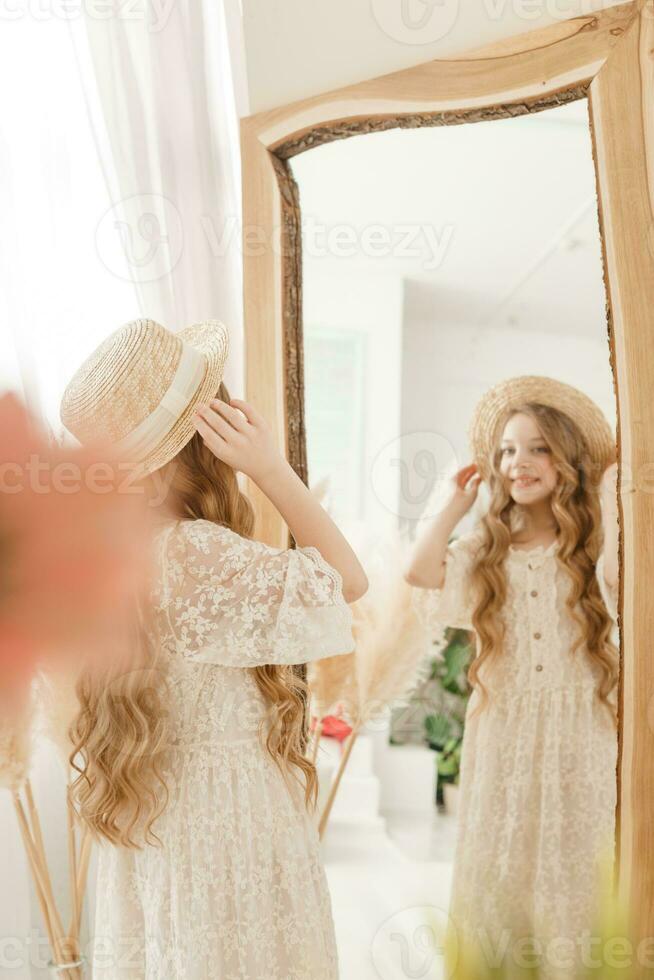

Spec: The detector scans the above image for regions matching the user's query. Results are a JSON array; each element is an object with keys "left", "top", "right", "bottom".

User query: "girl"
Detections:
[
  {"left": 404, "top": 375, "right": 619, "bottom": 978},
  {"left": 59, "top": 318, "right": 368, "bottom": 979}
]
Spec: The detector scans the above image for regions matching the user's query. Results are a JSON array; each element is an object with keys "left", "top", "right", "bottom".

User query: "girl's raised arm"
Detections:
[
  {"left": 193, "top": 397, "right": 368, "bottom": 603},
  {"left": 404, "top": 464, "right": 482, "bottom": 589}
]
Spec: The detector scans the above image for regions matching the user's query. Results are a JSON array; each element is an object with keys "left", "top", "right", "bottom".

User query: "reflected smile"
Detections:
[{"left": 513, "top": 476, "right": 540, "bottom": 489}]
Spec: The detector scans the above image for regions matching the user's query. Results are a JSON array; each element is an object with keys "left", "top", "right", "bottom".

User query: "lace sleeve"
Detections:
[
  {"left": 160, "top": 519, "right": 354, "bottom": 667},
  {"left": 595, "top": 550, "right": 619, "bottom": 623},
  {"left": 410, "top": 530, "right": 481, "bottom": 633}
]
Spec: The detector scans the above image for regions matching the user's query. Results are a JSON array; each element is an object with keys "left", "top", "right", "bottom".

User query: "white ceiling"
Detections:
[{"left": 291, "top": 98, "right": 608, "bottom": 338}]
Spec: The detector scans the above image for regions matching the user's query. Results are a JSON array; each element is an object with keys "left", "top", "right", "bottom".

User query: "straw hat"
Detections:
[
  {"left": 468, "top": 375, "right": 615, "bottom": 481},
  {"left": 60, "top": 318, "right": 229, "bottom": 476}
]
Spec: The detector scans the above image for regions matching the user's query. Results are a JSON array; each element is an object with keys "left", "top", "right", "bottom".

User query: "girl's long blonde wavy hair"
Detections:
[
  {"left": 466, "top": 401, "right": 619, "bottom": 723},
  {"left": 68, "top": 382, "right": 317, "bottom": 849}
]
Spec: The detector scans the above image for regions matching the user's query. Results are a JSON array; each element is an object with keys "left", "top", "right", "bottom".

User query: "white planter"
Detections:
[{"left": 377, "top": 742, "right": 437, "bottom": 815}]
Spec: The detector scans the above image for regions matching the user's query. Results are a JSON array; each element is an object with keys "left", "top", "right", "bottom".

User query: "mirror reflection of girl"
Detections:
[
  {"left": 404, "top": 376, "right": 619, "bottom": 978},
  {"left": 59, "top": 319, "right": 367, "bottom": 980}
]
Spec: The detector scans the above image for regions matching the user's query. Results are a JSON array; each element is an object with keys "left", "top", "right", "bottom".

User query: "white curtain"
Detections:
[
  {"left": 0, "top": 20, "right": 138, "bottom": 435},
  {"left": 0, "top": 7, "right": 244, "bottom": 976},
  {"left": 70, "top": 0, "right": 245, "bottom": 392}
]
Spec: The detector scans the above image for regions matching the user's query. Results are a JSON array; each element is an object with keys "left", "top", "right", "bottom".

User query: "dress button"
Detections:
[
  {"left": 530, "top": 590, "right": 538, "bottom": 597},
  {"left": 533, "top": 632, "right": 541, "bottom": 640},
  {"left": 535, "top": 664, "right": 543, "bottom": 671}
]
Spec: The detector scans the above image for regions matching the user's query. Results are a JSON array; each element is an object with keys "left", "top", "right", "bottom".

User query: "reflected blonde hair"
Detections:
[
  {"left": 467, "top": 402, "right": 618, "bottom": 723},
  {"left": 69, "top": 382, "right": 317, "bottom": 849}
]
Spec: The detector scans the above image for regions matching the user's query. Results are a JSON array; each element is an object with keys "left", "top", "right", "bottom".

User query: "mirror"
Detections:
[{"left": 292, "top": 98, "right": 620, "bottom": 975}]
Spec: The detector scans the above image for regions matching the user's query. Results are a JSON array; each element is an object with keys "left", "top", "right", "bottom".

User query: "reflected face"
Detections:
[{"left": 499, "top": 413, "right": 558, "bottom": 505}]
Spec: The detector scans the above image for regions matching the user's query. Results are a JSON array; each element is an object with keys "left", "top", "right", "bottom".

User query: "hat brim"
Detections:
[
  {"left": 468, "top": 375, "right": 616, "bottom": 482},
  {"left": 136, "top": 319, "right": 229, "bottom": 476}
]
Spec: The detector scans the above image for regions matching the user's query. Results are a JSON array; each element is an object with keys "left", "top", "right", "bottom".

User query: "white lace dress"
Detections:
[
  {"left": 411, "top": 531, "right": 619, "bottom": 978},
  {"left": 90, "top": 518, "right": 354, "bottom": 980}
]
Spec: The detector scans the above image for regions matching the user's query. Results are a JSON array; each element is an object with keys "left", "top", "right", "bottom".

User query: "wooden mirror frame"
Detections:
[{"left": 240, "top": 0, "right": 654, "bottom": 945}]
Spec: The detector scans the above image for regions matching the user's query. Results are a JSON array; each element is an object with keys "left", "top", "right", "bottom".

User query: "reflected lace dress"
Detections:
[
  {"left": 91, "top": 518, "right": 354, "bottom": 980},
  {"left": 411, "top": 530, "right": 619, "bottom": 978}
]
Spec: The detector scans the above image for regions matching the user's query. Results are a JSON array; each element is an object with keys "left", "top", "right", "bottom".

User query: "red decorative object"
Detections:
[{"left": 320, "top": 714, "right": 353, "bottom": 743}]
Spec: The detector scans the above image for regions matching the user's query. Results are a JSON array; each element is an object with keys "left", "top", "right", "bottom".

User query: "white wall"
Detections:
[
  {"left": 303, "top": 269, "right": 404, "bottom": 555},
  {"left": 240, "top": 0, "right": 625, "bottom": 114},
  {"left": 400, "top": 288, "right": 615, "bottom": 533},
  {"left": 289, "top": 104, "right": 606, "bottom": 341}
]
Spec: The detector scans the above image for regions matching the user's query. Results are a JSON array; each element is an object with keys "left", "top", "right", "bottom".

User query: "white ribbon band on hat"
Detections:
[{"left": 115, "top": 341, "right": 207, "bottom": 460}]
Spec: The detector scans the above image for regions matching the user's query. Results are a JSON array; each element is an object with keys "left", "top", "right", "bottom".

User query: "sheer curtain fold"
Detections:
[
  {"left": 73, "top": 0, "right": 244, "bottom": 390},
  {"left": 1, "top": 6, "right": 244, "bottom": 975}
]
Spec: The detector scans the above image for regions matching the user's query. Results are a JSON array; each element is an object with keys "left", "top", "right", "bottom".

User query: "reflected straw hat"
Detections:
[
  {"left": 60, "top": 318, "right": 229, "bottom": 477},
  {"left": 468, "top": 375, "right": 616, "bottom": 481}
]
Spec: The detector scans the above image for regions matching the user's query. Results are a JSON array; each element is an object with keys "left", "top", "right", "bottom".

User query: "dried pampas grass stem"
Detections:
[
  {"left": 317, "top": 727, "right": 359, "bottom": 837},
  {"left": 67, "top": 782, "right": 80, "bottom": 941},
  {"left": 1, "top": 673, "right": 89, "bottom": 978},
  {"left": 309, "top": 718, "right": 324, "bottom": 765},
  {"left": 72, "top": 826, "right": 93, "bottom": 938},
  {"left": 307, "top": 652, "right": 356, "bottom": 727},
  {"left": 12, "top": 790, "right": 58, "bottom": 950},
  {"left": 315, "top": 541, "right": 431, "bottom": 838}
]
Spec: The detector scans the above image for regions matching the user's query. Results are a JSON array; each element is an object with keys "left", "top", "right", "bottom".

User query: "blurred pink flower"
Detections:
[{"left": 0, "top": 392, "right": 155, "bottom": 715}]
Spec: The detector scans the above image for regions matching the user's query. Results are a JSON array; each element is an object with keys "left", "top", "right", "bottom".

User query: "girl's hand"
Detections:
[
  {"left": 193, "top": 397, "right": 368, "bottom": 601},
  {"left": 192, "top": 398, "right": 284, "bottom": 484},
  {"left": 445, "top": 463, "right": 482, "bottom": 518}
]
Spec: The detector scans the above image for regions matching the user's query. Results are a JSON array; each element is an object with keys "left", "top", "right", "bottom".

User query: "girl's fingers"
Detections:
[
  {"left": 462, "top": 472, "right": 482, "bottom": 492},
  {"left": 193, "top": 415, "right": 230, "bottom": 455},
  {"left": 209, "top": 398, "right": 249, "bottom": 433},
  {"left": 456, "top": 465, "right": 477, "bottom": 488},
  {"left": 194, "top": 404, "right": 236, "bottom": 442},
  {"left": 229, "top": 398, "right": 264, "bottom": 427}
]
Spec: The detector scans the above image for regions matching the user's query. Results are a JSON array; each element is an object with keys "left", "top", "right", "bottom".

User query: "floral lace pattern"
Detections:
[
  {"left": 411, "top": 530, "right": 620, "bottom": 978},
  {"left": 158, "top": 518, "right": 354, "bottom": 668},
  {"left": 91, "top": 518, "right": 355, "bottom": 979}
]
